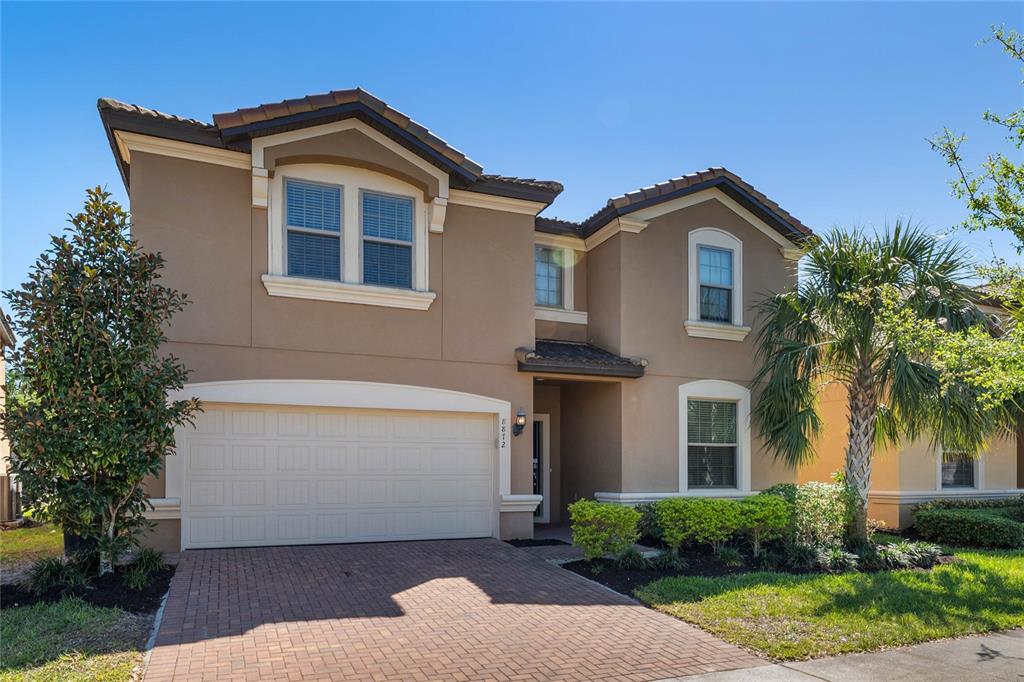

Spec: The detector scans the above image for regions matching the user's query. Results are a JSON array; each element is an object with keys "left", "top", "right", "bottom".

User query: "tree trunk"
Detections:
[
  {"left": 844, "top": 371, "right": 877, "bottom": 543},
  {"left": 99, "top": 509, "right": 115, "bottom": 576}
]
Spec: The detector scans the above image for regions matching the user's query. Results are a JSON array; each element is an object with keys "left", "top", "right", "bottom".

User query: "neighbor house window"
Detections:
[
  {"left": 687, "top": 399, "right": 737, "bottom": 488},
  {"left": 362, "top": 191, "right": 413, "bottom": 288},
  {"left": 285, "top": 179, "right": 342, "bottom": 280},
  {"left": 941, "top": 453, "right": 975, "bottom": 488},
  {"left": 535, "top": 246, "right": 563, "bottom": 307},
  {"left": 698, "top": 246, "right": 733, "bottom": 323}
]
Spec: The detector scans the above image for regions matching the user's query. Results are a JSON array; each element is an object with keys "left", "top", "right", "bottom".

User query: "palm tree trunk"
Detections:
[{"left": 844, "top": 370, "right": 877, "bottom": 543}]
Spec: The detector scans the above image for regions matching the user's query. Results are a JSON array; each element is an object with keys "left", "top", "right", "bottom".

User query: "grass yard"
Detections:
[
  {"left": 636, "top": 547, "right": 1024, "bottom": 660},
  {"left": 0, "top": 597, "right": 152, "bottom": 682},
  {"left": 0, "top": 524, "right": 63, "bottom": 571}
]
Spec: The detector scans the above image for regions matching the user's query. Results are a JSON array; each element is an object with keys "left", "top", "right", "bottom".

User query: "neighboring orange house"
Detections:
[{"left": 95, "top": 88, "right": 1019, "bottom": 551}]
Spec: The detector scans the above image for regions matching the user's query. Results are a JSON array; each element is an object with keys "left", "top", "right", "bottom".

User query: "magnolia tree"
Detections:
[{"left": 1, "top": 188, "right": 200, "bottom": 574}]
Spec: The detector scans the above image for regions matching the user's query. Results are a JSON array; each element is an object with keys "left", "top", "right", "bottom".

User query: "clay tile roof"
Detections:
[
  {"left": 582, "top": 166, "right": 813, "bottom": 241},
  {"left": 481, "top": 175, "right": 564, "bottom": 194},
  {"left": 212, "top": 88, "right": 484, "bottom": 177},
  {"left": 516, "top": 340, "right": 647, "bottom": 378},
  {"left": 535, "top": 216, "right": 584, "bottom": 237},
  {"left": 97, "top": 97, "right": 214, "bottom": 130}
]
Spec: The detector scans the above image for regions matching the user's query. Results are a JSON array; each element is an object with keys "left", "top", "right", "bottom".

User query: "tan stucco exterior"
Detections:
[{"left": 801, "top": 383, "right": 1021, "bottom": 528}]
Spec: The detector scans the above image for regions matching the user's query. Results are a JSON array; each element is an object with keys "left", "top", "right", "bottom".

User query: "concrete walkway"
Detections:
[{"left": 672, "top": 629, "right": 1024, "bottom": 681}]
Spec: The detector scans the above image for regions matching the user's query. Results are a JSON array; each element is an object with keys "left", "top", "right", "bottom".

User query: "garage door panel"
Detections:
[{"left": 182, "top": 405, "right": 496, "bottom": 548}]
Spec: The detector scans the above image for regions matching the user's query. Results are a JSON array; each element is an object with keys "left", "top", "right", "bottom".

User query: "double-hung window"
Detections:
[
  {"left": 362, "top": 191, "right": 414, "bottom": 289},
  {"left": 535, "top": 246, "right": 563, "bottom": 307},
  {"left": 285, "top": 179, "right": 342, "bottom": 280},
  {"left": 687, "top": 399, "right": 738, "bottom": 488},
  {"left": 698, "top": 246, "right": 733, "bottom": 323},
  {"left": 941, "top": 453, "right": 975, "bottom": 488}
]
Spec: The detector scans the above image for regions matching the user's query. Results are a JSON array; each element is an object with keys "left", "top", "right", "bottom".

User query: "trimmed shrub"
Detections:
[
  {"left": 914, "top": 508, "right": 1024, "bottom": 548},
  {"left": 656, "top": 497, "right": 743, "bottom": 555},
  {"left": 915, "top": 495, "right": 1024, "bottom": 512},
  {"left": 568, "top": 499, "right": 641, "bottom": 561},
  {"left": 738, "top": 494, "right": 793, "bottom": 556},
  {"left": 877, "top": 540, "right": 943, "bottom": 569},
  {"left": 635, "top": 502, "right": 662, "bottom": 544},
  {"left": 794, "top": 482, "right": 853, "bottom": 546}
]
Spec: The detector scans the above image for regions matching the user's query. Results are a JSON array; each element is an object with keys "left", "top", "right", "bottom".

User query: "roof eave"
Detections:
[
  {"left": 516, "top": 359, "right": 645, "bottom": 379},
  {"left": 584, "top": 176, "right": 811, "bottom": 244}
]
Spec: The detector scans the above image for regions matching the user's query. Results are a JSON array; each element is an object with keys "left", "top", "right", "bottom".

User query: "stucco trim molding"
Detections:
[
  {"left": 678, "top": 379, "right": 752, "bottom": 495},
  {"left": 113, "top": 130, "right": 250, "bottom": 170},
  {"left": 500, "top": 494, "right": 543, "bottom": 513},
  {"left": 595, "top": 491, "right": 757, "bottom": 504},
  {"left": 683, "top": 320, "right": 751, "bottom": 341},
  {"left": 449, "top": 189, "right": 548, "bottom": 216},
  {"left": 868, "top": 489, "right": 1024, "bottom": 505},
  {"left": 143, "top": 497, "right": 181, "bottom": 520},
  {"left": 261, "top": 274, "right": 436, "bottom": 310},
  {"left": 584, "top": 216, "right": 650, "bottom": 251},
  {"left": 534, "top": 308, "right": 588, "bottom": 324},
  {"left": 535, "top": 232, "right": 585, "bottom": 251}
]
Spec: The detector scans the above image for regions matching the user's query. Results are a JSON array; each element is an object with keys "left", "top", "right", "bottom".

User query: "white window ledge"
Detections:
[
  {"left": 535, "top": 307, "right": 588, "bottom": 324},
  {"left": 684, "top": 319, "right": 751, "bottom": 341},
  {"left": 595, "top": 490, "right": 756, "bottom": 504},
  {"left": 500, "top": 494, "right": 543, "bottom": 513},
  {"left": 262, "top": 274, "right": 436, "bottom": 310}
]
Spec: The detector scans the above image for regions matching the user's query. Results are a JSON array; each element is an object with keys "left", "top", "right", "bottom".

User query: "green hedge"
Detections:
[
  {"left": 914, "top": 508, "right": 1024, "bottom": 549},
  {"left": 568, "top": 500, "right": 641, "bottom": 561},
  {"left": 915, "top": 495, "right": 1024, "bottom": 512}
]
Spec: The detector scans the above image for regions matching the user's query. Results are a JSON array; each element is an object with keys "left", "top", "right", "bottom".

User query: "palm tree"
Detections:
[{"left": 752, "top": 222, "right": 1002, "bottom": 542}]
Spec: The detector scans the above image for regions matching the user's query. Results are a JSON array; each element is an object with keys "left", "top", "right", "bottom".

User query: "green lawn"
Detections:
[
  {"left": 0, "top": 524, "right": 63, "bottom": 571},
  {"left": 0, "top": 597, "right": 151, "bottom": 682},
  {"left": 636, "top": 547, "right": 1024, "bottom": 660}
]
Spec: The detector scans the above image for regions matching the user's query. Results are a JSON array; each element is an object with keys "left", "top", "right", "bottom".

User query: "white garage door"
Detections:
[{"left": 180, "top": 403, "right": 496, "bottom": 548}]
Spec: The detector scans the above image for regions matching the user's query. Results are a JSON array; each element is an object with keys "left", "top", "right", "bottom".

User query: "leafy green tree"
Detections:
[
  {"left": 752, "top": 223, "right": 1000, "bottom": 542},
  {"left": 929, "top": 25, "right": 1024, "bottom": 249},
  {"left": 1, "top": 188, "right": 200, "bottom": 574}
]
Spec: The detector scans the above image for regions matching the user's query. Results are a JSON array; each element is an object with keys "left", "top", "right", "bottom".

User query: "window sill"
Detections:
[
  {"left": 684, "top": 319, "right": 751, "bottom": 341},
  {"left": 261, "top": 274, "right": 436, "bottom": 310},
  {"left": 535, "top": 307, "right": 588, "bottom": 324}
]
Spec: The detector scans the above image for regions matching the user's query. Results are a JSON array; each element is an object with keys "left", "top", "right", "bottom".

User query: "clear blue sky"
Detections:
[{"left": 2, "top": 1, "right": 1022, "bottom": 292}]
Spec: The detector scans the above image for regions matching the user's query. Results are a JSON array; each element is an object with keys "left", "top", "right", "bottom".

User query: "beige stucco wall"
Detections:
[
  {"left": 129, "top": 148, "right": 541, "bottom": 546},
  {"left": 535, "top": 320, "right": 587, "bottom": 342},
  {"left": 560, "top": 381, "right": 622, "bottom": 512},
  {"left": 588, "top": 199, "right": 801, "bottom": 495}
]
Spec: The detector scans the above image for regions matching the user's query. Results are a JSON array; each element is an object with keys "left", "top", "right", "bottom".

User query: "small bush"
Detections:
[
  {"left": 634, "top": 502, "right": 662, "bottom": 544},
  {"left": 615, "top": 546, "right": 649, "bottom": 570},
  {"left": 761, "top": 483, "right": 797, "bottom": 504},
  {"left": 914, "top": 508, "right": 1024, "bottom": 549},
  {"left": 652, "top": 549, "right": 688, "bottom": 571},
  {"left": 816, "top": 545, "right": 859, "bottom": 572},
  {"left": 739, "top": 494, "right": 792, "bottom": 556},
  {"left": 123, "top": 564, "right": 150, "bottom": 591},
  {"left": 915, "top": 495, "right": 1024, "bottom": 512},
  {"left": 718, "top": 546, "right": 744, "bottom": 567},
  {"left": 23, "top": 556, "right": 89, "bottom": 595},
  {"left": 784, "top": 542, "right": 819, "bottom": 571},
  {"left": 793, "top": 482, "right": 854, "bottom": 546},
  {"left": 656, "top": 497, "right": 743, "bottom": 555},
  {"left": 130, "top": 547, "right": 167, "bottom": 575},
  {"left": 876, "top": 540, "right": 942, "bottom": 569},
  {"left": 568, "top": 499, "right": 641, "bottom": 561}
]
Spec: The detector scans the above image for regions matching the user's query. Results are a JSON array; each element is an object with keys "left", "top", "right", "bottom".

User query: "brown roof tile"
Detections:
[
  {"left": 212, "top": 88, "right": 484, "bottom": 177},
  {"left": 97, "top": 98, "right": 214, "bottom": 130}
]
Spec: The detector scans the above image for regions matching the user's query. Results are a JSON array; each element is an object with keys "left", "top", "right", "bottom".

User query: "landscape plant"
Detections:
[
  {"left": 737, "top": 493, "right": 792, "bottom": 556},
  {"left": 656, "top": 497, "right": 742, "bottom": 556},
  {"left": 1, "top": 188, "right": 201, "bottom": 575},
  {"left": 567, "top": 499, "right": 640, "bottom": 561}
]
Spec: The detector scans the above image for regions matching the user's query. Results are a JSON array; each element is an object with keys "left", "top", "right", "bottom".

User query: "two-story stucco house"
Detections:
[{"left": 97, "top": 89, "right": 1019, "bottom": 552}]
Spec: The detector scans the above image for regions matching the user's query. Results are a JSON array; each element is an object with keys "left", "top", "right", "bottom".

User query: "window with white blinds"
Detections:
[
  {"left": 285, "top": 179, "right": 342, "bottom": 280},
  {"left": 362, "top": 192, "right": 414, "bottom": 288},
  {"left": 687, "top": 399, "right": 738, "bottom": 488}
]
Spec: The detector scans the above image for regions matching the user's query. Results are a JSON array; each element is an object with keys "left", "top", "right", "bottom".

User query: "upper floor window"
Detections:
[
  {"left": 535, "top": 246, "right": 564, "bottom": 307},
  {"left": 686, "top": 399, "right": 738, "bottom": 488},
  {"left": 940, "top": 453, "right": 975, "bottom": 488},
  {"left": 286, "top": 179, "right": 342, "bottom": 281},
  {"left": 698, "top": 246, "right": 733, "bottom": 323},
  {"left": 362, "top": 192, "right": 413, "bottom": 289}
]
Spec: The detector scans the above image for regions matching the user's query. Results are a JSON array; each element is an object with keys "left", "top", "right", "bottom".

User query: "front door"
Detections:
[{"left": 532, "top": 414, "right": 550, "bottom": 523}]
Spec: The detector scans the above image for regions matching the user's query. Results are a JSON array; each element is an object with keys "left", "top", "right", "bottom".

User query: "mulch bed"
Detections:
[
  {"left": 506, "top": 538, "right": 570, "bottom": 547},
  {"left": 1, "top": 567, "right": 174, "bottom": 614},
  {"left": 563, "top": 550, "right": 747, "bottom": 596}
]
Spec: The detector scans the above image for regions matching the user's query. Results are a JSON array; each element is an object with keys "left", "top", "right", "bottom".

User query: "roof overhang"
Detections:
[{"left": 516, "top": 341, "right": 646, "bottom": 379}]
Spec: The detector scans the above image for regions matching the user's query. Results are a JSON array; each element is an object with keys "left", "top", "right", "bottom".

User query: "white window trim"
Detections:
[
  {"left": 266, "top": 164, "right": 433, "bottom": 310},
  {"left": 533, "top": 242, "right": 588, "bottom": 324},
  {"left": 686, "top": 228, "right": 750, "bottom": 341},
  {"left": 678, "top": 380, "right": 751, "bottom": 494},
  {"left": 936, "top": 446, "right": 983, "bottom": 491}
]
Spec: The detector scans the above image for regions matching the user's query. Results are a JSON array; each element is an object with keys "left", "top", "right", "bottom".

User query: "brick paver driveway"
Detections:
[{"left": 146, "top": 539, "right": 761, "bottom": 681}]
